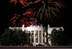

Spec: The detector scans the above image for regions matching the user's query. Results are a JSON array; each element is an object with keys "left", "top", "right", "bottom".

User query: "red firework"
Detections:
[
  {"left": 9, "top": 9, "right": 37, "bottom": 27},
  {"left": 9, "top": 0, "right": 64, "bottom": 27}
]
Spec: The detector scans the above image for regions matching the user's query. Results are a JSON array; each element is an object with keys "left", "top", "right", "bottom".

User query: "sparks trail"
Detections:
[
  {"left": 9, "top": 14, "right": 37, "bottom": 27},
  {"left": 9, "top": 0, "right": 38, "bottom": 27},
  {"left": 9, "top": 0, "right": 64, "bottom": 27},
  {"left": 9, "top": 8, "right": 37, "bottom": 27},
  {"left": 10, "top": 0, "right": 28, "bottom": 6},
  {"left": 22, "top": 0, "right": 64, "bottom": 24}
]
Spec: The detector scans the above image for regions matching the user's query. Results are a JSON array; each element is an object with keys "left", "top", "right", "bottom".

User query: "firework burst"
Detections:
[{"left": 9, "top": 0, "right": 64, "bottom": 27}]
